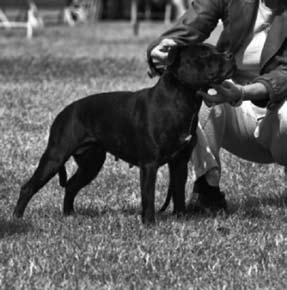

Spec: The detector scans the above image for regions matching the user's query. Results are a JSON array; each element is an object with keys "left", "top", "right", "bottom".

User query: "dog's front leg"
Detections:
[
  {"left": 168, "top": 161, "right": 187, "bottom": 216},
  {"left": 139, "top": 163, "right": 158, "bottom": 225},
  {"left": 168, "top": 145, "right": 193, "bottom": 216}
]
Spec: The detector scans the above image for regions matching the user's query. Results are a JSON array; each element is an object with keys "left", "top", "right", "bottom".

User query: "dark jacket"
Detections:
[{"left": 147, "top": 0, "right": 287, "bottom": 106}]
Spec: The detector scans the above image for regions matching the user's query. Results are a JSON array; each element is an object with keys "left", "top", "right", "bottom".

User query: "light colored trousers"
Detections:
[{"left": 192, "top": 100, "right": 287, "bottom": 186}]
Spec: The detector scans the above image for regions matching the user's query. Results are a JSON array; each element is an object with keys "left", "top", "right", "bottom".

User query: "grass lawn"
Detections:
[{"left": 0, "top": 22, "right": 287, "bottom": 289}]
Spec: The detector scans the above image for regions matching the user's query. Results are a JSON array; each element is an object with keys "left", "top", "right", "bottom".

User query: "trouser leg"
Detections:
[
  {"left": 190, "top": 101, "right": 272, "bottom": 211},
  {"left": 191, "top": 103, "right": 225, "bottom": 187}
]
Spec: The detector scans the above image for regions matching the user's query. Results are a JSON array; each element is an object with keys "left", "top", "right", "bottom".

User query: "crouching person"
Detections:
[{"left": 147, "top": 0, "right": 287, "bottom": 212}]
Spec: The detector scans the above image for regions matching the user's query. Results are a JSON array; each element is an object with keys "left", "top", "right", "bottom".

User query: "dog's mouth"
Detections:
[{"left": 212, "top": 67, "right": 234, "bottom": 84}]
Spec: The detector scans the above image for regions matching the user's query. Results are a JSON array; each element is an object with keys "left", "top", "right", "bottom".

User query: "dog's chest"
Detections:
[
  {"left": 153, "top": 114, "right": 194, "bottom": 160},
  {"left": 160, "top": 129, "right": 193, "bottom": 158}
]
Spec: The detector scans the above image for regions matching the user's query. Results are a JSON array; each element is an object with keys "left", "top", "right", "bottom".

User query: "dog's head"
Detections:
[{"left": 166, "top": 43, "right": 235, "bottom": 88}]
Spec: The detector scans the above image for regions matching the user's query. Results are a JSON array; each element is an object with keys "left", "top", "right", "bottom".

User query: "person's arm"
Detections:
[
  {"left": 242, "top": 83, "right": 269, "bottom": 102},
  {"left": 251, "top": 40, "right": 287, "bottom": 105},
  {"left": 254, "top": 66, "right": 287, "bottom": 104},
  {"left": 201, "top": 40, "right": 287, "bottom": 107},
  {"left": 199, "top": 81, "right": 269, "bottom": 107},
  {"left": 147, "top": 0, "right": 226, "bottom": 75}
]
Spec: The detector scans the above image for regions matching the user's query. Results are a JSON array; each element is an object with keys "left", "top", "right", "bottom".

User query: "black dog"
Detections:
[{"left": 13, "top": 44, "right": 234, "bottom": 224}]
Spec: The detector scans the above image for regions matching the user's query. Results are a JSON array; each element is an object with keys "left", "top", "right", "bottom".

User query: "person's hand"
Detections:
[
  {"left": 197, "top": 80, "right": 245, "bottom": 107},
  {"left": 149, "top": 38, "right": 177, "bottom": 75}
]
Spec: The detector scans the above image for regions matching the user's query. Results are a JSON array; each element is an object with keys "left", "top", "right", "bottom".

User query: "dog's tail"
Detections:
[
  {"left": 159, "top": 189, "right": 172, "bottom": 212},
  {"left": 59, "top": 165, "right": 67, "bottom": 187}
]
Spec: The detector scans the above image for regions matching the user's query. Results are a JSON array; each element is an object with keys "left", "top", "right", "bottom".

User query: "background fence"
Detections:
[{"left": 0, "top": 0, "right": 190, "bottom": 20}]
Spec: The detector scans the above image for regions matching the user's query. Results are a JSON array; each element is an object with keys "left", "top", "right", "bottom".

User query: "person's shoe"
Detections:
[{"left": 188, "top": 175, "right": 227, "bottom": 214}]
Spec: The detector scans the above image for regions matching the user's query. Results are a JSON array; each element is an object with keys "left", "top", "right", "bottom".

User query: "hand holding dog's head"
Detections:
[{"left": 166, "top": 44, "right": 235, "bottom": 88}]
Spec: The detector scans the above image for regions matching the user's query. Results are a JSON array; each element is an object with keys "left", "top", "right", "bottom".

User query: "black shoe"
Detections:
[{"left": 188, "top": 175, "right": 227, "bottom": 214}]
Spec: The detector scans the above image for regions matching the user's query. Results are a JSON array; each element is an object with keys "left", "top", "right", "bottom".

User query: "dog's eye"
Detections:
[{"left": 224, "top": 51, "right": 233, "bottom": 60}]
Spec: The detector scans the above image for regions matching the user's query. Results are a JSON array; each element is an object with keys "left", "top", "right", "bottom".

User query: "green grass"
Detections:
[{"left": 0, "top": 22, "right": 287, "bottom": 289}]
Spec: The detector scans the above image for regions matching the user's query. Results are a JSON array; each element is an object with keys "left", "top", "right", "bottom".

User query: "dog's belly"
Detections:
[
  {"left": 79, "top": 89, "right": 195, "bottom": 166},
  {"left": 99, "top": 130, "right": 192, "bottom": 167}
]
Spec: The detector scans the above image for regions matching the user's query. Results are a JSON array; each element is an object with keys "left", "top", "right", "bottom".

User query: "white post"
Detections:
[
  {"left": 26, "top": 3, "right": 34, "bottom": 39},
  {"left": 131, "top": 0, "right": 138, "bottom": 24},
  {"left": 0, "top": 9, "right": 9, "bottom": 23},
  {"left": 171, "top": 0, "right": 186, "bottom": 19},
  {"left": 131, "top": 0, "right": 139, "bottom": 36},
  {"left": 26, "top": 21, "right": 33, "bottom": 39},
  {"left": 164, "top": 2, "right": 172, "bottom": 25}
]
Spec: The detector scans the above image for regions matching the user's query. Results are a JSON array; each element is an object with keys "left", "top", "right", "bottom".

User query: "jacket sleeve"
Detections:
[
  {"left": 254, "top": 41, "right": 287, "bottom": 105},
  {"left": 147, "top": 0, "right": 225, "bottom": 72}
]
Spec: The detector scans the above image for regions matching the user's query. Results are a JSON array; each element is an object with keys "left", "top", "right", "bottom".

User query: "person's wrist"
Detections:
[{"left": 230, "top": 86, "right": 245, "bottom": 107}]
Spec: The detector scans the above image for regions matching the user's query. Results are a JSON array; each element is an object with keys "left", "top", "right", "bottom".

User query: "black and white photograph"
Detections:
[{"left": 0, "top": 0, "right": 287, "bottom": 288}]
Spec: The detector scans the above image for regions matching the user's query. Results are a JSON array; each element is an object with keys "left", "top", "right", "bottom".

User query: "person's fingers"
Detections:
[
  {"left": 203, "top": 92, "right": 228, "bottom": 104},
  {"left": 197, "top": 89, "right": 228, "bottom": 105},
  {"left": 211, "top": 84, "right": 230, "bottom": 97},
  {"left": 160, "top": 38, "right": 177, "bottom": 50},
  {"left": 152, "top": 52, "right": 169, "bottom": 62},
  {"left": 148, "top": 39, "right": 177, "bottom": 77},
  {"left": 213, "top": 80, "right": 236, "bottom": 93},
  {"left": 222, "top": 79, "right": 235, "bottom": 86},
  {"left": 196, "top": 91, "right": 213, "bottom": 107},
  {"left": 212, "top": 84, "right": 225, "bottom": 92},
  {"left": 197, "top": 90, "right": 221, "bottom": 101},
  {"left": 196, "top": 90, "right": 209, "bottom": 98},
  {"left": 154, "top": 65, "right": 166, "bottom": 71},
  {"left": 152, "top": 58, "right": 166, "bottom": 66},
  {"left": 152, "top": 59, "right": 162, "bottom": 64},
  {"left": 150, "top": 39, "right": 177, "bottom": 67},
  {"left": 151, "top": 50, "right": 169, "bottom": 63},
  {"left": 204, "top": 95, "right": 220, "bottom": 103}
]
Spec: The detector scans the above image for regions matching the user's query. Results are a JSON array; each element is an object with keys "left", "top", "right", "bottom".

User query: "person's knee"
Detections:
[{"left": 269, "top": 103, "right": 287, "bottom": 164}]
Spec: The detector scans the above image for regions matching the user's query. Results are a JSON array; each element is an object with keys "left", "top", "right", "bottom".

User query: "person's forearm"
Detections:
[
  {"left": 147, "top": 0, "right": 222, "bottom": 55},
  {"left": 242, "top": 82, "right": 269, "bottom": 101},
  {"left": 160, "top": 0, "right": 220, "bottom": 46}
]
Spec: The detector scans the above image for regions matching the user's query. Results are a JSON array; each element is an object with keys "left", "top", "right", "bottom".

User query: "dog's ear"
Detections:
[{"left": 167, "top": 47, "right": 179, "bottom": 67}]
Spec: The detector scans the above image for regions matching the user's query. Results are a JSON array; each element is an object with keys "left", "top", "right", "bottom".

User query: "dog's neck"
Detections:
[
  {"left": 157, "top": 71, "right": 203, "bottom": 106},
  {"left": 164, "top": 70, "right": 209, "bottom": 91}
]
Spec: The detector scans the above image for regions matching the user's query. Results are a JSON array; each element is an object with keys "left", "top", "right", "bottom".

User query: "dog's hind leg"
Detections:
[
  {"left": 59, "top": 166, "right": 68, "bottom": 187},
  {"left": 63, "top": 146, "right": 106, "bottom": 215},
  {"left": 13, "top": 146, "right": 67, "bottom": 218}
]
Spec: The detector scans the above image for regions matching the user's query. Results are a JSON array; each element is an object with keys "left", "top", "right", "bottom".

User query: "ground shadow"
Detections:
[
  {"left": 27, "top": 190, "right": 287, "bottom": 224},
  {"left": 75, "top": 204, "right": 139, "bottom": 218},
  {"left": 75, "top": 204, "right": 185, "bottom": 223},
  {"left": 227, "top": 191, "right": 287, "bottom": 217},
  {"left": 0, "top": 218, "right": 32, "bottom": 239},
  {"left": 157, "top": 191, "right": 287, "bottom": 222},
  {"left": 76, "top": 201, "right": 229, "bottom": 222}
]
